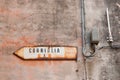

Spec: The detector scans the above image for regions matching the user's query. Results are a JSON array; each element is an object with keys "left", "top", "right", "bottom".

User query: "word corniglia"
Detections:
[{"left": 28, "top": 47, "right": 63, "bottom": 54}]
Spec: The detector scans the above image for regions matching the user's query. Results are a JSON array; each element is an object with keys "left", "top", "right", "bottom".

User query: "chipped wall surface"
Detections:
[
  {"left": 0, "top": 0, "right": 120, "bottom": 80},
  {"left": 0, "top": 0, "right": 85, "bottom": 80},
  {"left": 85, "top": 0, "right": 120, "bottom": 80}
]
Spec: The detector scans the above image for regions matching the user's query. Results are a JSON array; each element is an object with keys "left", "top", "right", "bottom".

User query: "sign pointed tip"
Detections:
[{"left": 14, "top": 48, "right": 24, "bottom": 59}]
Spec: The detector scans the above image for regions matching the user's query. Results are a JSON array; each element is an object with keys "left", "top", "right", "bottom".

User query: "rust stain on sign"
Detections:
[{"left": 14, "top": 46, "right": 77, "bottom": 60}]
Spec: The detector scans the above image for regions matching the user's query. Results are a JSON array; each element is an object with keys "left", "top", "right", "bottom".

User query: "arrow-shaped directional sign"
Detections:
[{"left": 14, "top": 46, "right": 77, "bottom": 60}]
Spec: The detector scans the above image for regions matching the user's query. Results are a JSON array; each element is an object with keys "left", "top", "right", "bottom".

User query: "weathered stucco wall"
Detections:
[
  {"left": 85, "top": 0, "right": 120, "bottom": 80},
  {"left": 0, "top": 0, "right": 85, "bottom": 80},
  {"left": 0, "top": 0, "right": 120, "bottom": 80}
]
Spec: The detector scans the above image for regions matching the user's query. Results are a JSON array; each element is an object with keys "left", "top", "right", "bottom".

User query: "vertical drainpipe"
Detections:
[
  {"left": 81, "top": 0, "right": 97, "bottom": 58},
  {"left": 81, "top": 0, "right": 91, "bottom": 57},
  {"left": 80, "top": 0, "right": 88, "bottom": 80},
  {"left": 81, "top": 0, "right": 86, "bottom": 57}
]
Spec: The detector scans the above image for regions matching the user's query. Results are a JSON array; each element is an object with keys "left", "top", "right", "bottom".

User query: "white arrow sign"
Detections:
[{"left": 14, "top": 46, "right": 77, "bottom": 60}]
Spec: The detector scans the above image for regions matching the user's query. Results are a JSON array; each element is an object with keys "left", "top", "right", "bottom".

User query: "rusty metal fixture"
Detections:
[
  {"left": 116, "top": 3, "right": 120, "bottom": 8},
  {"left": 14, "top": 46, "right": 77, "bottom": 60},
  {"left": 106, "top": 8, "right": 113, "bottom": 43}
]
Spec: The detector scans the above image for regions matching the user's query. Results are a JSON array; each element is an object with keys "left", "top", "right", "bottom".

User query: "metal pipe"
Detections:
[
  {"left": 106, "top": 8, "right": 113, "bottom": 42},
  {"left": 81, "top": 0, "right": 96, "bottom": 57},
  {"left": 81, "top": 0, "right": 86, "bottom": 57}
]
